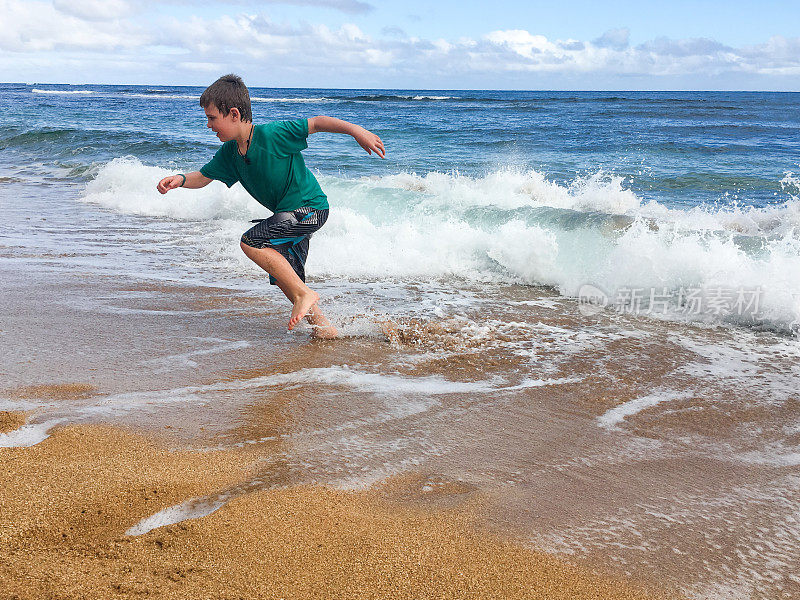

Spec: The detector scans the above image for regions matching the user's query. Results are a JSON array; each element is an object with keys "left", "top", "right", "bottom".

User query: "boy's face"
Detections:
[{"left": 204, "top": 104, "right": 238, "bottom": 142}]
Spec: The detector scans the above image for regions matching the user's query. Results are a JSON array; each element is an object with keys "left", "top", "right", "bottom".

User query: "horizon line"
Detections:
[{"left": 4, "top": 82, "right": 799, "bottom": 93}]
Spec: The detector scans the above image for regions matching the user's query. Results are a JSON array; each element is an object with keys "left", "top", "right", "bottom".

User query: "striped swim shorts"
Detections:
[{"left": 241, "top": 207, "right": 329, "bottom": 285}]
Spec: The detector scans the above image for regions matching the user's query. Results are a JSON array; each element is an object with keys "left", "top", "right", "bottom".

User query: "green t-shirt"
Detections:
[{"left": 200, "top": 119, "right": 328, "bottom": 213}]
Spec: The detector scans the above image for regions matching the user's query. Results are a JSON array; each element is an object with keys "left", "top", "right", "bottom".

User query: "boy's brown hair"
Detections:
[{"left": 200, "top": 74, "right": 252, "bottom": 122}]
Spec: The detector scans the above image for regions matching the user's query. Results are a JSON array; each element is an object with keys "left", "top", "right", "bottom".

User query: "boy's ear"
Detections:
[{"left": 229, "top": 107, "right": 241, "bottom": 121}]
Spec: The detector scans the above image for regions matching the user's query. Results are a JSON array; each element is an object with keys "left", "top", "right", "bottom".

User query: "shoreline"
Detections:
[
  {"left": 0, "top": 415, "right": 676, "bottom": 599},
  {"left": 2, "top": 215, "right": 797, "bottom": 598}
]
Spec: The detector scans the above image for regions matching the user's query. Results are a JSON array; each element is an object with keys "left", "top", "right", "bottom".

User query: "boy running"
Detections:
[{"left": 157, "top": 74, "right": 385, "bottom": 338}]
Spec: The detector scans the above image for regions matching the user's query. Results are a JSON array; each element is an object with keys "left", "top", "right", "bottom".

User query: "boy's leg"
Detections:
[
  {"left": 240, "top": 208, "right": 335, "bottom": 335},
  {"left": 239, "top": 242, "right": 336, "bottom": 336},
  {"left": 239, "top": 242, "right": 317, "bottom": 329}
]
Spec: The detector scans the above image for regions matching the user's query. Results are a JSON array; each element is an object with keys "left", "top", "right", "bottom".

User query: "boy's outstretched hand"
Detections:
[
  {"left": 308, "top": 116, "right": 386, "bottom": 159},
  {"left": 157, "top": 174, "right": 184, "bottom": 194},
  {"left": 354, "top": 128, "right": 385, "bottom": 158}
]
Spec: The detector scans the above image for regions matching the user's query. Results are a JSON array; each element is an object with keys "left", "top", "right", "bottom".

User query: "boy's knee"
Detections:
[{"left": 241, "top": 239, "right": 276, "bottom": 259}]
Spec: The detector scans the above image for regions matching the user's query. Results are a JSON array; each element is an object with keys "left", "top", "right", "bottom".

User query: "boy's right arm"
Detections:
[{"left": 157, "top": 171, "right": 212, "bottom": 194}]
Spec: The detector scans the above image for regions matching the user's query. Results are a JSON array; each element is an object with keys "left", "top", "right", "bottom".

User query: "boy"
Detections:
[{"left": 157, "top": 74, "right": 385, "bottom": 338}]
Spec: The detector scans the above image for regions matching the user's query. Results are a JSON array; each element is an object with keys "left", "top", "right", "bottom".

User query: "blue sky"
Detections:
[{"left": 1, "top": 0, "right": 799, "bottom": 90}]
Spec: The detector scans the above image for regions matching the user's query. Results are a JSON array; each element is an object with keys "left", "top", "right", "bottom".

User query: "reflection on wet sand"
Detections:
[{"left": 2, "top": 266, "right": 799, "bottom": 599}]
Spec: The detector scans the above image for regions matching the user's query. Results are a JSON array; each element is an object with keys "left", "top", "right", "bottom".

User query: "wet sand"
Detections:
[
  {"left": 0, "top": 411, "right": 27, "bottom": 433},
  {"left": 2, "top": 227, "right": 798, "bottom": 599},
  {"left": 0, "top": 419, "right": 671, "bottom": 600}
]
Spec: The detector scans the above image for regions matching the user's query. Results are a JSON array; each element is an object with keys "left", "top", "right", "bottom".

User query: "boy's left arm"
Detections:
[{"left": 307, "top": 116, "right": 385, "bottom": 158}]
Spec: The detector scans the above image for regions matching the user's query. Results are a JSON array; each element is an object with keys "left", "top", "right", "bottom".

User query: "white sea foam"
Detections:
[
  {"left": 32, "top": 88, "right": 94, "bottom": 95},
  {"left": 503, "top": 376, "right": 583, "bottom": 390},
  {"left": 80, "top": 158, "right": 800, "bottom": 331},
  {"left": 597, "top": 392, "right": 690, "bottom": 428},
  {"left": 0, "top": 367, "right": 506, "bottom": 448},
  {"left": 366, "top": 169, "right": 643, "bottom": 213},
  {"left": 140, "top": 339, "right": 251, "bottom": 371},
  {"left": 125, "top": 93, "right": 199, "bottom": 100},
  {"left": 0, "top": 398, "right": 43, "bottom": 411},
  {"left": 733, "top": 446, "right": 800, "bottom": 467},
  {"left": 674, "top": 335, "right": 800, "bottom": 403},
  {"left": 81, "top": 157, "right": 257, "bottom": 220},
  {"left": 0, "top": 418, "right": 68, "bottom": 447},
  {"left": 125, "top": 497, "right": 226, "bottom": 536},
  {"left": 0, "top": 364, "right": 581, "bottom": 449},
  {"left": 243, "top": 366, "right": 499, "bottom": 395},
  {"left": 781, "top": 171, "right": 799, "bottom": 199},
  {"left": 250, "top": 96, "right": 336, "bottom": 103}
]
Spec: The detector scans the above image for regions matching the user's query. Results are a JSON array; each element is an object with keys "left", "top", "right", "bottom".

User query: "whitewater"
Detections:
[{"left": 81, "top": 156, "right": 800, "bottom": 333}]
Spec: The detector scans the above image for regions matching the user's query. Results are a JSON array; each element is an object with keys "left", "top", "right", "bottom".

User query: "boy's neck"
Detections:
[{"left": 235, "top": 122, "right": 254, "bottom": 152}]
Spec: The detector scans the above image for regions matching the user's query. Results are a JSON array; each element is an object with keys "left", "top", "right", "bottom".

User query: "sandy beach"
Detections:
[
  {"left": 2, "top": 226, "right": 798, "bottom": 598},
  {"left": 0, "top": 418, "right": 674, "bottom": 599}
]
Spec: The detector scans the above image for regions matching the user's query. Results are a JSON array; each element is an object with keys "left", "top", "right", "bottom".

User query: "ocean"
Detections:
[{"left": 1, "top": 83, "right": 799, "bottom": 599}]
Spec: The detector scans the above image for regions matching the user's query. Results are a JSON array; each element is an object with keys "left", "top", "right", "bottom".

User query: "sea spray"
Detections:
[{"left": 80, "top": 158, "right": 800, "bottom": 332}]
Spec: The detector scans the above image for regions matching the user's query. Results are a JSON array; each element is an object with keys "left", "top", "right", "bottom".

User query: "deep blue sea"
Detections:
[{"left": 3, "top": 84, "right": 799, "bottom": 206}]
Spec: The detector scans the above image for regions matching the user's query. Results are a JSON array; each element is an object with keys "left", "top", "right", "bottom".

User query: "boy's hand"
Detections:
[
  {"left": 353, "top": 128, "right": 385, "bottom": 158},
  {"left": 156, "top": 175, "right": 184, "bottom": 194},
  {"left": 307, "top": 116, "right": 386, "bottom": 158}
]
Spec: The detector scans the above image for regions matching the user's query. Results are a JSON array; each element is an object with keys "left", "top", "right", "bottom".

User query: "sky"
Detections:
[{"left": 1, "top": 0, "right": 799, "bottom": 90}]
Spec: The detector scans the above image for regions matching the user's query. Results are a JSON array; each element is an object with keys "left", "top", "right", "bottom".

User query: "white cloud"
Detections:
[
  {"left": 283, "top": 0, "right": 373, "bottom": 14},
  {"left": 363, "top": 48, "right": 392, "bottom": 66},
  {"left": 52, "top": 0, "right": 138, "bottom": 21},
  {"left": 0, "top": 1, "right": 798, "bottom": 89},
  {"left": 739, "top": 36, "right": 800, "bottom": 73},
  {"left": 213, "top": 0, "right": 373, "bottom": 14},
  {"left": 593, "top": 28, "right": 630, "bottom": 51},
  {"left": 476, "top": 29, "right": 800, "bottom": 79},
  {"left": 637, "top": 37, "right": 730, "bottom": 58},
  {"left": 485, "top": 30, "right": 563, "bottom": 59},
  {"left": 0, "top": 0, "right": 149, "bottom": 51},
  {"left": 432, "top": 39, "right": 452, "bottom": 53},
  {"left": 177, "top": 61, "right": 225, "bottom": 72},
  {"left": 339, "top": 23, "right": 367, "bottom": 42}
]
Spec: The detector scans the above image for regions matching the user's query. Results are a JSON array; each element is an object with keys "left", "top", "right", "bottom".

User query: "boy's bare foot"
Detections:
[
  {"left": 311, "top": 324, "right": 339, "bottom": 339},
  {"left": 288, "top": 290, "right": 320, "bottom": 330},
  {"left": 307, "top": 304, "right": 339, "bottom": 339}
]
